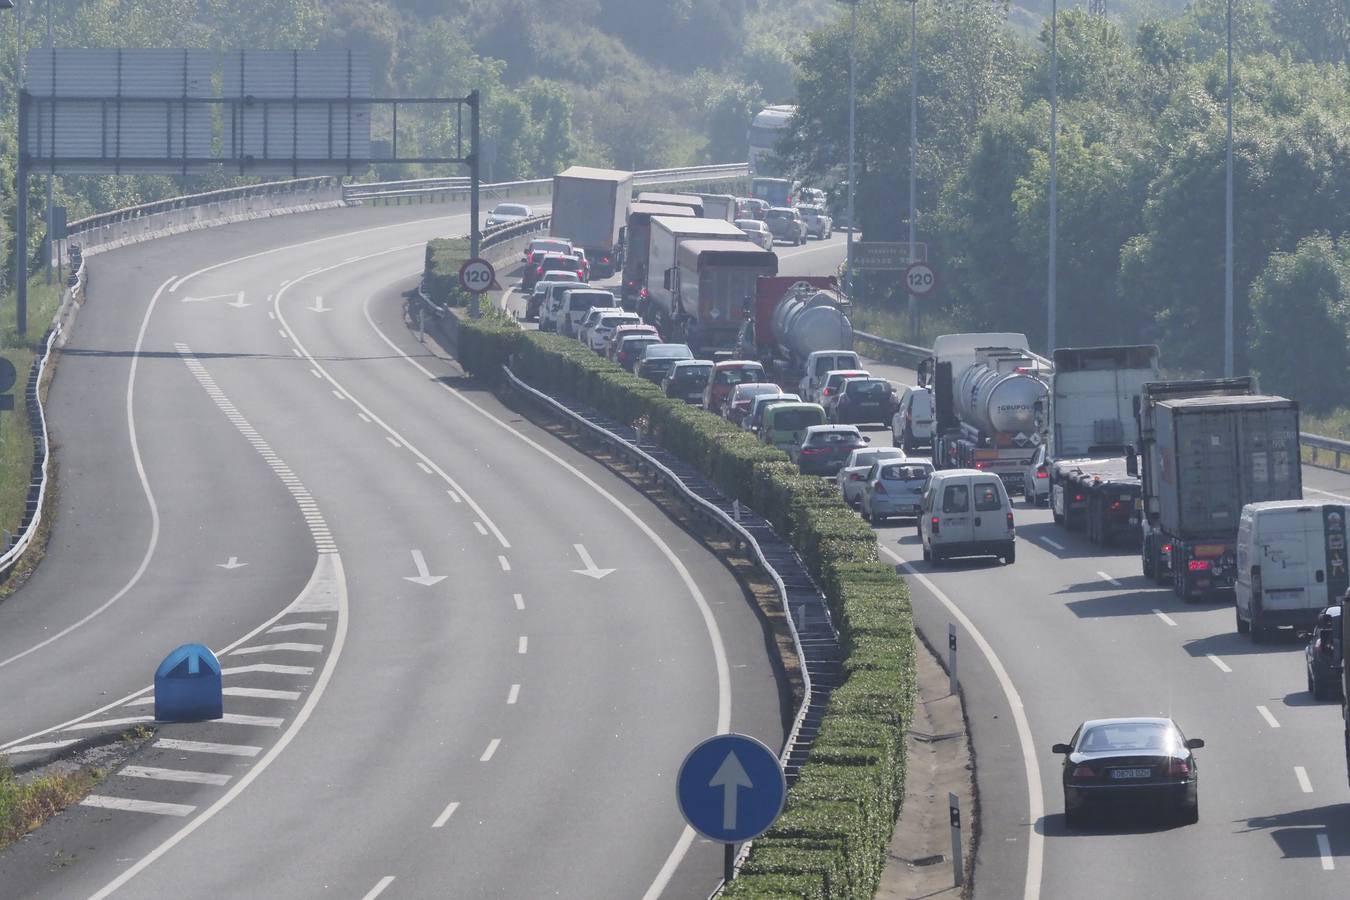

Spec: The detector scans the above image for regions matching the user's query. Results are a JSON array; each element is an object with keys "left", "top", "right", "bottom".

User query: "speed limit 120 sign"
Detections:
[
  {"left": 904, "top": 262, "right": 937, "bottom": 297},
  {"left": 459, "top": 257, "right": 497, "bottom": 294}
]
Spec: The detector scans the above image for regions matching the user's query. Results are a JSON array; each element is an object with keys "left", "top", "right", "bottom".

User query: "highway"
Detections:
[
  {"left": 0, "top": 204, "right": 784, "bottom": 898},
  {"left": 778, "top": 246, "right": 1350, "bottom": 897}
]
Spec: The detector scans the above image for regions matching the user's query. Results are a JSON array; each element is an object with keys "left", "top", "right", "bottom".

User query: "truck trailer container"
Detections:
[
  {"left": 736, "top": 276, "right": 850, "bottom": 379},
  {"left": 550, "top": 166, "right": 634, "bottom": 279},
  {"left": 653, "top": 240, "right": 778, "bottom": 357},
  {"left": 620, "top": 202, "right": 695, "bottom": 308}
]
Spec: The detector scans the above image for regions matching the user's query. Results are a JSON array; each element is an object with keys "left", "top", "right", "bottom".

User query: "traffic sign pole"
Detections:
[{"left": 724, "top": 843, "right": 735, "bottom": 884}]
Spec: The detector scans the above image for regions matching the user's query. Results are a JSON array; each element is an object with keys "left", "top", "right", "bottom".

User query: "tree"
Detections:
[
  {"left": 1249, "top": 233, "right": 1350, "bottom": 411},
  {"left": 694, "top": 75, "right": 763, "bottom": 164},
  {"left": 1272, "top": 0, "right": 1349, "bottom": 64}
]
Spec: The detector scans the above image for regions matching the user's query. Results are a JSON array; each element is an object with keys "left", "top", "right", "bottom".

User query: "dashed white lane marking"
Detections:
[
  {"left": 473, "top": 521, "right": 488, "bottom": 536},
  {"left": 1152, "top": 609, "right": 1178, "bottom": 627},
  {"left": 121, "top": 766, "right": 231, "bottom": 786},
  {"left": 1097, "top": 571, "right": 1122, "bottom": 587},
  {"left": 224, "top": 686, "right": 302, "bottom": 701},
  {"left": 82, "top": 796, "right": 195, "bottom": 817},
  {"left": 66, "top": 715, "right": 153, "bottom": 731},
  {"left": 1206, "top": 653, "right": 1232, "bottom": 673},
  {"left": 153, "top": 738, "right": 262, "bottom": 757},
  {"left": 267, "top": 622, "right": 327, "bottom": 634},
  {"left": 417, "top": 461, "right": 433, "bottom": 475},
  {"left": 1039, "top": 536, "right": 1066, "bottom": 551},
  {"left": 1317, "top": 833, "right": 1335, "bottom": 870},
  {"left": 310, "top": 369, "right": 322, "bottom": 379},
  {"left": 229, "top": 642, "right": 323, "bottom": 655},
  {"left": 446, "top": 489, "right": 461, "bottom": 503},
  {"left": 432, "top": 801, "right": 460, "bottom": 829},
  {"left": 518, "top": 636, "right": 528, "bottom": 654},
  {"left": 480, "top": 738, "right": 501, "bottom": 762},
  {"left": 278, "top": 329, "right": 288, "bottom": 338},
  {"left": 1257, "top": 705, "right": 1281, "bottom": 728},
  {"left": 5, "top": 739, "right": 76, "bottom": 754},
  {"left": 291, "top": 348, "right": 301, "bottom": 357},
  {"left": 507, "top": 684, "right": 520, "bottom": 705},
  {"left": 362, "top": 876, "right": 396, "bottom": 900},
  {"left": 358, "top": 412, "right": 371, "bottom": 423},
  {"left": 268, "top": 311, "right": 276, "bottom": 320},
  {"left": 331, "top": 389, "right": 345, "bottom": 400},
  {"left": 513, "top": 593, "right": 524, "bottom": 611},
  {"left": 220, "top": 713, "right": 285, "bottom": 728},
  {"left": 498, "top": 555, "right": 511, "bottom": 571},
  {"left": 220, "top": 663, "right": 314, "bottom": 676},
  {"left": 385, "top": 435, "right": 401, "bottom": 448},
  {"left": 1295, "top": 766, "right": 1314, "bottom": 793}
]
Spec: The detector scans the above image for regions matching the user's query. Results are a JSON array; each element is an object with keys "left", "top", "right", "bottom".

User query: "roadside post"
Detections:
[
  {"left": 0, "top": 358, "right": 16, "bottom": 413},
  {"left": 949, "top": 792, "right": 964, "bottom": 886},
  {"left": 677, "top": 733, "right": 786, "bottom": 886},
  {"left": 948, "top": 623, "right": 958, "bottom": 695}
]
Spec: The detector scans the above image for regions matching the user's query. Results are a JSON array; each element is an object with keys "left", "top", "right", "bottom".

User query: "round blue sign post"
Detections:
[{"left": 676, "top": 733, "right": 785, "bottom": 885}]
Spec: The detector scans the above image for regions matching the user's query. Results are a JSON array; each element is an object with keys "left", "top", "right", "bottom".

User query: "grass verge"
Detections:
[{"left": 0, "top": 758, "right": 105, "bottom": 850}]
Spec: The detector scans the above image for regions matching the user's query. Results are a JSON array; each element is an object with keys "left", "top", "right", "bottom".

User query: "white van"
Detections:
[
  {"left": 799, "top": 350, "right": 863, "bottom": 403},
  {"left": 1235, "top": 500, "right": 1348, "bottom": 641},
  {"left": 918, "top": 469, "right": 1015, "bottom": 565},
  {"left": 892, "top": 386, "right": 934, "bottom": 453}
]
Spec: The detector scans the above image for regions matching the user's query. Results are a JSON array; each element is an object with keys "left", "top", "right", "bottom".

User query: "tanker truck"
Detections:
[
  {"left": 927, "top": 333, "right": 1050, "bottom": 493},
  {"left": 736, "top": 276, "right": 852, "bottom": 380}
]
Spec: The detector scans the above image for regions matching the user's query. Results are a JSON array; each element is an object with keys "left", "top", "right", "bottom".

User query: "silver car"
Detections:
[
  {"left": 861, "top": 459, "right": 934, "bottom": 525},
  {"left": 486, "top": 202, "right": 533, "bottom": 228},
  {"left": 797, "top": 205, "right": 833, "bottom": 239},
  {"left": 734, "top": 218, "right": 774, "bottom": 251},
  {"left": 764, "top": 207, "right": 806, "bottom": 246},
  {"left": 837, "top": 447, "right": 905, "bottom": 507}
]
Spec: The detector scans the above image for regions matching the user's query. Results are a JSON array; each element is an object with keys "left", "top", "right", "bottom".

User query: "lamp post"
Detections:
[
  {"left": 1224, "top": 0, "right": 1234, "bottom": 376},
  {"left": 843, "top": 0, "right": 858, "bottom": 301},
  {"left": 1047, "top": 0, "right": 1058, "bottom": 356},
  {"left": 907, "top": 0, "right": 918, "bottom": 340}
]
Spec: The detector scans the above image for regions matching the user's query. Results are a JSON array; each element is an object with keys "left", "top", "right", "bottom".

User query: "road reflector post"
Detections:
[
  {"left": 948, "top": 623, "right": 958, "bottom": 696},
  {"left": 154, "top": 643, "right": 223, "bottom": 722},
  {"left": 949, "top": 792, "right": 964, "bottom": 886}
]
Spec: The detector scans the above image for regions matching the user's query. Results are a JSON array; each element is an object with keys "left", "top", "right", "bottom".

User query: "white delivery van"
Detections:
[
  {"left": 892, "top": 386, "right": 934, "bottom": 453},
  {"left": 1235, "top": 500, "right": 1348, "bottom": 641},
  {"left": 799, "top": 350, "right": 863, "bottom": 403},
  {"left": 919, "top": 469, "right": 1015, "bottom": 566}
]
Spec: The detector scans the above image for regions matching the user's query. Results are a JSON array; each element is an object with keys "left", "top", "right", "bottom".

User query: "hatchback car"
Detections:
[
  {"left": 1306, "top": 604, "right": 1343, "bottom": 700},
  {"left": 576, "top": 307, "right": 625, "bottom": 349},
  {"left": 795, "top": 424, "right": 869, "bottom": 475},
  {"left": 726, "top": 383, "right": 783, "bottom": 426},
  {"left": 703, "top": 361, "right": 769, "bottom": 416},
  {"left": 818, "top": 369, "right": 871, "bottom": 419},
  {"left": 607, "top": 323, "right": 659, "bottom": 360},
  {"left": 797, "top": 204, "right": 833, "bottom": 239},
  {"left": 862, "top": 459, "right": 934, "bottom": 525},
  {"left": 738, "top": 197, "right": 769, "bottom": 220},
  {"left": 836, "top": 447, "right": 905, "bottom": 507},
  {"left": 663, "top": 360, "right": 716, "bottom": 404},
  {"left": 486, "top": 202, "right": 533, "bottom": 228},
  {"left": 587, "top": 311, "right": 642, "bottom": 354},
  {"left": 636, "top": 343, "right": 694, "bottom": 383},
  {"left": 528, "top": 274, "right": 580, "bottom": 321},
  {"left": 832, "top": 377, "right": 899, "bottom": 425},
  {"left": 745, "top": 393, "right": 801, "bottom": 434},
  {"left": 734, "top": 218, "right": 774, "bottom": 251},
  {"left": 1053, "top": 717, "right": 1203, "bottom": 828},
  {"left": 615, "top": 334, "right": 662, "bottom": 372},
  {"left": 765, "top": 207, "right": 806, "bottom": 246}
]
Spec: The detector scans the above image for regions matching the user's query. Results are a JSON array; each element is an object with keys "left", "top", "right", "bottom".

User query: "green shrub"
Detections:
[{"left": 424, "top": 238, "right": 475, "bottom": 308}]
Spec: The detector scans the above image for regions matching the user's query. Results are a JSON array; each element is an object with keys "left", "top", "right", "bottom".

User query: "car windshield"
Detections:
[
  {"left": 1079, "top": 723, "right": 1176, "bottom": 753},
  {"left": 766, "top": 210, "right": 792, "bottom": 222},
  {"left": 852, "top": 449, "right": 900, "bottom": 466},
  {"left": 622, "top": 337, "right": 659, "bottom": 351},
  {"left": 847, "top": 380, "right": 891, "bottom": 397},
  {"left": 773, "top": 409, "right": 822, "bottom": 431},
  {"left": 532, "top": 240, "right": 570, "bottom": 255},
  {"left": 808, "top": 430, "right": 861, "bottom": 445},
  {"left": 674, "top": 365, "right": 713, "bottom": 381},
  {"left": 495, "top": 204, "right": 529, "bottom": 216},
  {"left": 569, "top": 293, "right": 608, "bottom": 310},
  {"left": 974, "top": 482, "right": 1002, "bottom": 511},
  {"left": 881, "top": 463, "right": 932, "bottom": 482},
  {"left": 717, "top": 367, "right": 765, "bottom": 385}
]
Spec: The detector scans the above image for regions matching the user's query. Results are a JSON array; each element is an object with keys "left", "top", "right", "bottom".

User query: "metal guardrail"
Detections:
[
  {"left": 1301, "top": 432, "right": 1350, "bottom": 471},
  {"left": 346, "top": 163, "right": 750, "bottom": 204},
  {"left": 498, "top": 362, "right": 840, "bottom": 888},
  {"left": 67, "top": 176, "right": 342, "bottom": 237}
]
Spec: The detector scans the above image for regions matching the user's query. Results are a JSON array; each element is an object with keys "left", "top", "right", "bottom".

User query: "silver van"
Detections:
[{"left": 919, "top": 469, "right": 1015, "bottom": 565}]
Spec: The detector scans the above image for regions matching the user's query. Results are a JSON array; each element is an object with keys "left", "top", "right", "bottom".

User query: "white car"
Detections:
[
  {"left": 539, "top": 281, "right": 590, "bottom": 332},
  {"left": 1023, "top": 444, "right": 1050, "bottom": 506},
  {"left": 734, "top": 218, "right": 774, "bottom": 251},
  {"left": 588, "top": 311, "right": 642, "bottom": 354},
  {"left": 577, "top": 306, "right": 625, "bottom": 347},
  {"left": 836, "top": 447, "right": 905, "bottom": 507},
  {"left": 918, "top": 469, "right": 1015, "bottom": 565},
  {"left": 891, "top": 385, "right": 934, "bottom": 453},
  {"left": 528, "top": 274, "right": 580, "bottom": 321},
  {"left": 798, "top": 351, "right": 863, "bottom": 403},
  {"left": 486, "top": 202, "right": 533, "bottom": 228}
]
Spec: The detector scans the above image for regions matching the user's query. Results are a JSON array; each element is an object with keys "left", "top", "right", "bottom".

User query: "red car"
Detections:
[{"left": 702, "top": 360, "right": 768, "bottom": 416}]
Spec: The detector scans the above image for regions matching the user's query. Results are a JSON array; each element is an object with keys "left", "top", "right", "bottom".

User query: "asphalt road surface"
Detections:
[{"left": 0, "top": 204, "right": 784, "bottom": 899}]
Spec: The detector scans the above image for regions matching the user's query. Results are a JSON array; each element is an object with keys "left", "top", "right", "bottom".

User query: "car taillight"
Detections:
[
  {"left": 602, "top": 256, "right": 610, "bottom": 263},
  {"left": 974, "top": 462, "right": 985, "bottom": 469},
  {"left": 536, "top": 266, "right": 544, "bottom": 275},
  {"left": 576, "top": 269, "right": 585, "bottom": 276},
  {"left": 1036, "top": 466, "right": 1048, "bottom": 479},
  {"left": 1188, "top": 559, "right": 1210, "bottom": 572},
  {"left": 1167, "top": 758, "right": 1191, "bottom": 778},
  {"left": 874, "top": 483, "right": 887, "bottom": 494},
  {"left": 801, "top": 446, "right": 827, "bottom": 456},
  {"left": 930, "top": 516, "right": 940, "bottom": 535},
  {"left": 1073, "top": 493, "right": 1084, "bottom": 501},
  {"left": 1006, "top": 511, "right": 1015, "bottom": 530},
  {"left": 822, "top": 388, "right": 833, "bottom": 396},
  {"left": 1070, "top": 765, "right": 1097, "bottom": 781},
  {"left": 1109, "top": 500, "right": 1124, "bottom": 511}
]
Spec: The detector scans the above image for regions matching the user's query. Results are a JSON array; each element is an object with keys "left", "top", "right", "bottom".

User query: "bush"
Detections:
[{"left": 424, "top": 238, "right": 477, "bottom": 308}]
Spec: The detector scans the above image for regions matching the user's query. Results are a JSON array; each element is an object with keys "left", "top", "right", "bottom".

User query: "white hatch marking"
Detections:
[
  {"left": 81, "top": 796, "right": 195, "bottom": 817},
  {"left": 331, "top": 389, "right": 345, "bottom": 400},
  {"left": 219, "top": 713, "right": 284, "bottom": 728},
  {"left": 267, "top": 622, "right": 327, "bottom": 634},
  {"left": 480, "top": 739, "right": 501, "bottom": 762},
  {"left": 417, "top": 462, "right": 432, "bottom": 475},
  {"left": 446, "top": 489, "right": 461, "bottom": 503},
  {"left": 473, "top": 521, "right": 488, "bottom": 536},
  {"left": 385, "top": 436, "right": 401, "bottom": 448},
  {"left": 1097, "top": 571, "right": 1122, "bottom": 587},
  {"left": 1256, "top": 705, "right": 1281, "bottom": 728},
  {"left": 4, "top": 739, "right": 77, "bottom": 753},
  {"left": 152, "top": 738, "right": 262, "bottom": 757},
  {"left": 121, "top": 766, "right": 231, "bottom": 786},
  {"left": 1039, "top": 536, "right": 1066, "bottom": 551},
  {"left": 65, "top": 716, "right": 153, "bottom": 732},
  {"left": 498, "top": 555, "right": 511, "bottom": 571},
  {"left": 358, "top": 413, "right": 371, "bottom": 423},
  {"left": 1206, "top": 653, "right": 1232, "bottom": 673},
  {"left": 1307, "top": 487, "right": 1350, "bottom": 503},
  {"left": 229, "top": 642, "right": 323, "bottom": 655},
  {"left": 1152, "top": 609, "right": 1178, "bottom": 627},
  {"left": 223, "top": 687, "right": 302, "bottom": 701},
  {"left": 220, "top": 663, "right": 314, "bottom": 676}
]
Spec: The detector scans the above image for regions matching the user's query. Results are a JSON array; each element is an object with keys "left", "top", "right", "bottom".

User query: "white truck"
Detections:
[{"left": 550, "top": 166, "right": 634, "bottom": 279}]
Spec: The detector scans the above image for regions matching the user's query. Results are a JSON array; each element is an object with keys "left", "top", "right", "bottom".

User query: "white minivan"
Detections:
[
  {"left": 1235, "top": 500, "right": 1348, "bottom": 641},
  {"left": 918, "top": 469, "right": 1015, "bottom": 565},
  {"left": 799, "top": 350, "right": 863, "bottom": 403},
  {"left": 891, "top": 385, "right": 934, "bottom": 453}
]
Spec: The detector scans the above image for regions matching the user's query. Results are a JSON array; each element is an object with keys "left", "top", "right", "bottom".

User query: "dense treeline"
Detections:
[{"left": 786, "top": 0, "right": 1350, "bottom": 412}]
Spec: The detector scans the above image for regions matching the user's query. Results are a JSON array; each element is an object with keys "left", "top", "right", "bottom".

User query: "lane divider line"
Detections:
[
  {"left": 513, "top": 593, "right": 524, "bottom": 611},
  {"left": 432, "top": 801, "right": 460, "bottom": 829},
  {"left": 1295, "top": 766, "right": 1314, "bottom": 793},
  {"left": 479, "top": 738, "right": 501, "bottom": 762},
  {"left": 1206, "top": 653, "right": 1232, "bottom": 673},
  {"left": 1257, "top": 705, "right": 1281, "bottom": 728},
  {"left": 498, "top": 555, "right": 512, "bottom": 572},
  {"left": 1096, "top": 571, "right": 1122, "bottom": 587},
  {"left": 1038, "top": 536, "right": 1065, "bottom": 551},
  {"left": 361, "top": 876, "right": 396, "bottom": 900},
  {"left": 518, "top": 636, "right": 528, "bottom": 655},
  {"left": 879, "top": 544, "right": 1043, "bottom": 900},
  {"left": 1317, "top": 833, "right": 1335, "bottom": 871},
  {"left": 507, "top": 684, "right": 520, "bottom": 705},
  {"left": 1152, "top": 609, "right": 1178, "bottom": 627}
]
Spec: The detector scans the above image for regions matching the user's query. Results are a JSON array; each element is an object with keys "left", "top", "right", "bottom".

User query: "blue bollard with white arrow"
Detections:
[{"left": 676, "top": 733, "right": 786, "bottom": 885}]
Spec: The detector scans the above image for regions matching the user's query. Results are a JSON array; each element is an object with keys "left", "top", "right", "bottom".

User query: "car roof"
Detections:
[
  {"left": 826, "top": 369, "right": 869, "bottom": 377},
  {"left": 805, "top": 423, "right": 861, "bottom": 433},
  {"left": 1078, "top": 717, "right": 1177, "bottom": 731},
  {"left": 643, "top": 343, "right": 691, "bottom": 353},
  {"left": 672, "top": 358, "right": 714, "bottom": 367},
  {"left": 713, "top": 359, "right": 763, "bottom": 369},
  {"left": 929, "top": 468, "right": 1002, "bottom": 480}
]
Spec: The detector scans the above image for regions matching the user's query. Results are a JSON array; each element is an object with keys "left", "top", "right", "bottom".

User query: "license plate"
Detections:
[
  {"left": 859, "top": 403, "right": 879, "bottom": 408},
  {"left": 1129, "top": 518, "right": 1139, "bottom": 525},
  {"left": 1109, "top": 768, "right": 1151, "bottom": 780}
]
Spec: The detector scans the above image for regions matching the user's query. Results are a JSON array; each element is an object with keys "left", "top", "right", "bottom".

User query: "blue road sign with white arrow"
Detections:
[{"left": 676, "top": 733, "right": 785, "bottom": 843}]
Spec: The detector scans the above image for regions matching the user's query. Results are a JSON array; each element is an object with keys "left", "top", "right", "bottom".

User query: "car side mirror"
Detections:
[
  {"left": 1184, "top": 738, "right": 1204, "bottom": 750},
  {"left": 863, "top": 435, "right": 872, "bottom": 443},
  {"left": 1051, "top": 743, "right": 1073, "bottom": 755}
]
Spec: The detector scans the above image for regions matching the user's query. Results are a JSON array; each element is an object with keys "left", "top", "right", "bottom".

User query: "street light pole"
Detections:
[
  {"left": 845, "top": 0, "right": 857, "bottom": 301},
  {"left": 1047, "top": 0, "right": 1058, "bottom": 356},
  {"left": 1224, "top": 0, "right": 1234, "bottom": 377},
  {"left": 907, "top": 0, "right": 918, "bottom": 340}
]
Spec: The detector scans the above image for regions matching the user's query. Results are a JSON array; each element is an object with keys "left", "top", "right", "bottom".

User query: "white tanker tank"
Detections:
[
  {"left": 954, "top": 359, "right": 1049, "bottom": 435},
  {"left": 768, "top": 285, "right": 853, "bottom": 364}
]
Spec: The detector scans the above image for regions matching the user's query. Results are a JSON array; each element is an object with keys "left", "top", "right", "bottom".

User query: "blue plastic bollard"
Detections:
[{"left": 154, "top": 643, "right": 223, "bottom": 722}]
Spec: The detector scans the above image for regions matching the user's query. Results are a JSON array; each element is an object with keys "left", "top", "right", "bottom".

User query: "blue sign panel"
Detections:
[
  {"left": 677, "top": 733, "right": 785, "bottom": 842},
  {"left": 154, "top": 643, "right": 223, "bottom": 722}
]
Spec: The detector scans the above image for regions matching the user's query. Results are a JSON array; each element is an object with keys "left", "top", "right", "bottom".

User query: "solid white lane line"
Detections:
[
  {"left": 879, "top": 544, "right": 1043, "bottom": 900},
  {"left": 1257, "top": 705, "right": 1281, "bottom": 728},
  {"left": 473, "top": 521, "right": 488, "bottom": 536},
  {"left": 0, "top": 276, "right": 173, "bottom": 671},
  {"left": 498, "top": 555, "right": 511, "bottom": 571},
  {"left": 121, "top": 766, "right": 231, "bottom": 786},
  {"left": 1206, "top": 653, "right": 1232, "bottom": 673},
  {"left": 1152, "top": 609, "right": 1178, "bottom": 627},
  {"left": 267, "top": 622, "right": 327, "bottom": 634},
  {"left": 432, "top": 801, "right": 460, "bottom": 829},
  {"left": 1317, "top": 833, "right": 1335, "bottom": 870},
  {"left": 417, "top": 461, "right": 433, "bottom": 475},
  {"left": 518, "top": 636, "right": 528, "bottom": 654},
  {"left": 507, "top": 684, "right": 520, "bottom": 705},
  {"left": 1097, "top": 571, "right": 1122, "bottom": 587},
  {"left": 362, "top": 876, "right": 396, "bottom": 900},
  {"left": 513, "top": 593, "right": 524, "bottom": 611},
  {"left": 229, "top": 642, "right": 323, "bottom": 655},
  {"left": 82, "top": 796, "right": 195, "bottom": 817},
  {"left": 224, "top": 686, "right": 302, "bottom": 701},
  {"left": 220, "top": 663, "right": 314, "bottom": 676},
  {"left": 385, "top": 435, "right": 401, "bottom": 448},
  {"left": 1296, "top": 766, "right": 1314, "bottom": 793},
  {"left": 1039, "top": 536, "right": 1065, "bottom": 551},
  {"left": 480, "top": 739, "right": 501, "bottom": 762},
  {"left": 153, "top": 739, "right": 262, "bottom": 757},
  {"left": 66, "top": 716, "right": 153, "bottom": 731}
]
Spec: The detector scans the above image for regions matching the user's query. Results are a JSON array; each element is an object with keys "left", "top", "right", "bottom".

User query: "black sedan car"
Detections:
[
  {"left": 1306, "top": 605, "right": 1343, "bottom": 700},
  {"left": 831, "top": 377, "right": 899, "bottom": 426},
  {"left": 1052, "top": 717, "right": 1203, "bottom": 828},
  {"left": 794, "top": 424, "right": 870, "bottom": 476}
]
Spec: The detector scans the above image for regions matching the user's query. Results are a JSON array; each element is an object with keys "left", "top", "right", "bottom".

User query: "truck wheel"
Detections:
[{"left": 1235, "top": 606, "right": 1249, "bottom": 634}]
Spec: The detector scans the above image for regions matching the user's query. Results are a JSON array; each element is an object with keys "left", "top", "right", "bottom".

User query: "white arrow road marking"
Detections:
[
  {"left": 571, "top": 543, "right": 616, "bottom": 579},
  {"left": 403, "top": 549, "right": 448, "bottom": 586},
  {"left": 309, "top": 295, "right": 330, "bottom": 312},
  {"left": 217, "top": 556, "right": 247, "bottom": 569},
  {"left": 226, "top": 292, "right": 250, "bottom": 308},
  {"left": 709, "top": 751, "right": 753, "bottom": 830},
  {"left": 180, "top": 292, "right": 239, "bottom": 304}
]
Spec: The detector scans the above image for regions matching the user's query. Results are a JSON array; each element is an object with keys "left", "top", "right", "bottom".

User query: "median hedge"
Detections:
[
  {"left": 454, "top": 306, "right": 918, "bottom": 899},
  {"left": 424, "top": 238, "right": 478, "bottom": 308}
]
